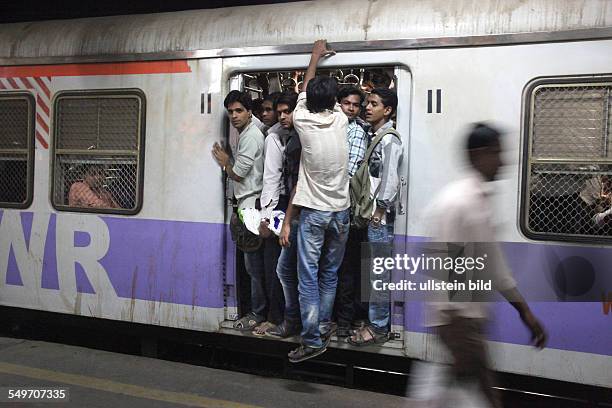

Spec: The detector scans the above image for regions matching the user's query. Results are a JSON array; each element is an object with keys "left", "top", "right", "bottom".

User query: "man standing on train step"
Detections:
[
  {"left": 212, "top": 90, "right": 268, "bottom": 333},
  {"left": 348, "top": 87, "right": 403, "bottom": 346},
  {"left": 286, "top": 40, "right": 351, "bottom": 363}
]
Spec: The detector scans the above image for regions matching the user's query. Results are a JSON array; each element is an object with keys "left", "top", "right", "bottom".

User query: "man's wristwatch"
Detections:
[{"left": 372, "top": 216, "right": 381, "bottom": 225}]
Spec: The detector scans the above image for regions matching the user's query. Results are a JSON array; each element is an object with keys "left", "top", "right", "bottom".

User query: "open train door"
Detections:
[
  {"left": 221, "top": 53, "right": 412, "bottom": 352},
  {"left": 388, "top": 66, "right": 412, "bottom": 346}
]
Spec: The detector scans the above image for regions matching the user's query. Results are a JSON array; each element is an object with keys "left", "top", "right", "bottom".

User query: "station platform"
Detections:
[{"left": 0, "top": 336, "right": 410, "bottom": 408}]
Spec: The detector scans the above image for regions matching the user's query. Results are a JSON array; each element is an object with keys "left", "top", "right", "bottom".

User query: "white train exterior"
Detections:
[{"left": 0, "top": 0, "right": 611, "bottom": 388}]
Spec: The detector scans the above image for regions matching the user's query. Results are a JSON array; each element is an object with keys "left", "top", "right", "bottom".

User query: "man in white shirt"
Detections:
[
  {"left": 424, "top": 123, "right": 547, "bottom": 407},
  {"left": 286, "top": 40, "right": 351, "bottom": 363}
]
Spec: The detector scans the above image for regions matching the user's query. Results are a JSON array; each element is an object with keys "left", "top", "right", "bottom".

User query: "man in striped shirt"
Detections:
[
  {"left": 334, "top": 86, "right": 369, "bottom": 337},
  {"left": 337, "top": 86, "right": 368, "bottom": 178}
]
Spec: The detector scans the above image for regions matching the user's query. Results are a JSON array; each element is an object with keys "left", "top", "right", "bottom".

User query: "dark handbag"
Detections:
[{"left": 229, "top": 212, "right": 263, "bottom": 253}]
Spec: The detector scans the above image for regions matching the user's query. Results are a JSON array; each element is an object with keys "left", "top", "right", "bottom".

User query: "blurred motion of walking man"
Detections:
[{"left": 424, "top": 123, "right": 547, "bottom": 407}]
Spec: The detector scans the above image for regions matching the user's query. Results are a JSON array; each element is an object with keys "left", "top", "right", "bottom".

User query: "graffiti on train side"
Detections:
[{"left": 0, "top": 211, "right": 114, "bottom": 295}]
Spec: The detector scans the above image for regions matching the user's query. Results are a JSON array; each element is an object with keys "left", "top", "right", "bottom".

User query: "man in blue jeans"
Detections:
[
  {"left": 265, "top": 92, "right": 303, "bottom": 338},
  {"left": 285, "top": 40, "right": 351, "bottom": 362},
  {"left": 349, "top": 88, "right": 403, "bottom": 346}
]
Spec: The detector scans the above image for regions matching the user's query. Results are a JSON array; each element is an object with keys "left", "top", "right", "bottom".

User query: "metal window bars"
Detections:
[
  {"left": 52, "top": 92, "right": 144, "bottom": 213},
  {"left": 0, "top": 94, "right": 33, "bottom": 207},
  {"left": 526, "top": 83, "right": 612, "bottom": 239}
]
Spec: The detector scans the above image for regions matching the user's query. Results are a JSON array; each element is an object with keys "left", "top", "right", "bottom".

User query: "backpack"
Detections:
[{"left": 349, "top": 128, "right": 400, "bottom": 229}]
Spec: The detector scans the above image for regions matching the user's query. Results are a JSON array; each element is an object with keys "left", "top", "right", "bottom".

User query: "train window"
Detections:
[
  {"left": 521, "top": 79, "right": 612, "bottom": 242},
  {"left": 0, "top": 92, "right": 35, "bottom": 209},
  {"left": 51, "top": 89, "right": 146, "bottom": 214}
]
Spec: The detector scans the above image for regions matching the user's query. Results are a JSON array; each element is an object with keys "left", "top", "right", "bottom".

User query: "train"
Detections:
[{"left": 0, "top": 0, "right": 611, "bottom": 389}]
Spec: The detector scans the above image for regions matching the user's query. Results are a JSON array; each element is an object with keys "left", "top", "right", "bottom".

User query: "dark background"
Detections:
[{"left": 0, "top": 0, "right": 301, "bottom": 24}]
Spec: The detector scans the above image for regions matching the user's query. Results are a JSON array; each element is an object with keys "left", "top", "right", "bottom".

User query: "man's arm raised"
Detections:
[{"left": 301, "top": 39, "right": 335, "bottom": 92}]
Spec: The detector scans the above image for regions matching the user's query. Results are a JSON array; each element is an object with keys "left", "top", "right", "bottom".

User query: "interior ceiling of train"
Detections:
[
  {"left": 240, "top": 67, "right": 396, "bottom": 98},
  {"left": 0, "top": 0, "right": 301, "bottom": 23}
]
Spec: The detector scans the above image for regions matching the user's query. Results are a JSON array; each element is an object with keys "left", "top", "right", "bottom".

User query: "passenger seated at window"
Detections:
[
  {"left": 580, "top": 175, "right": 612, "bottom": 231},
  {"left": 68, "top": 165, "right": 118, "bottom": 208}
]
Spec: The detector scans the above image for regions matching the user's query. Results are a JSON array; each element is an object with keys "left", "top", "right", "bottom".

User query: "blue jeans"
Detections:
[
  {"left": 368, "top": 222, "right": 394, "bottom": 334},
  {"left": 297, "top": 208, "right": 350, "bottom": 348},
  {"left": 276, "top": 218, "right": 300, "bottom": 326}
]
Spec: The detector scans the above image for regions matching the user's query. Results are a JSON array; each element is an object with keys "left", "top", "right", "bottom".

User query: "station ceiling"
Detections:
[{"left": 0, "top": 0, "right": 301, "bottom": 23}]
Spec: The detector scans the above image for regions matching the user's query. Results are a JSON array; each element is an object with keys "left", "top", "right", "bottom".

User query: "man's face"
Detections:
[
  {"left": 365, "top": 94, "right": 391, "bottom": 125},
  {"left": 277, "top": 103, "right": 294, "bottom": 129},
  {"left": 226, "top": 101, "right": 251, "bottom": 130},
  {"left": 340, "top": 94, "right": 361, "bottom": 120},
  {"left": 476, "top": 141, "right": 503, "bottom": 182},
  {"left": 261, "top": 100, "right": 277, "bottom": 127}
]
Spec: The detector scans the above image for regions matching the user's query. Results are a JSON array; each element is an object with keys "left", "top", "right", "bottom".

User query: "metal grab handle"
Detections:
[
  {"left": 398, "top": 176, "right": 407, "bottom": 215},
  {"left": 281, "top": 77, "right": 297, "bottom": 90},
  {"left": 343, "top": 73, "right": 360, "bottom": 85},
  {"left": 244, "top": 85, "right": 263, "bottom": 94}
]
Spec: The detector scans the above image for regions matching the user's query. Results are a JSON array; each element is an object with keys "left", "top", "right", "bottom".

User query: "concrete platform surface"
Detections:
[{"left": 0, "top": 337, "right": 412, "bottom": 407}]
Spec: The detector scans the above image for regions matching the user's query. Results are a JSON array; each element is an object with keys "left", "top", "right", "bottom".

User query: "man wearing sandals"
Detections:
[
  {"left": 286, "top": 40, "right": 351, "bottom": 362},
  {"left": 212, "top": 91, "right": 267, "bottom": 333},
  {"left": 266, "top": 92, "right": 302, "bottom": 339},
  {"left": 349, "top": 88, "right": 403, "bottom": 346}
]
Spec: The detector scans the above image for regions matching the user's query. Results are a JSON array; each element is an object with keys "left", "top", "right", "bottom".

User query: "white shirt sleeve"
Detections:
[{"left": 260, "top": 133, "right": 284, "bottom": 219}]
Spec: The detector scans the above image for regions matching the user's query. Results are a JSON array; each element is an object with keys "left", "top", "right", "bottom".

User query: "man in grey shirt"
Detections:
[{"left": 212, "top": 90, "right": 269, "bottom": 332}]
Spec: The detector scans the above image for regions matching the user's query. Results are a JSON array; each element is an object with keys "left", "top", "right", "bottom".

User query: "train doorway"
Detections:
[{"left": 222, "top": 58, "right": 412, "bottom": 350}]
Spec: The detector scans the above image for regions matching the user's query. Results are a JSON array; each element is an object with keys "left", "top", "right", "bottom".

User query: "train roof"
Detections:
[{"left": 1, "top": 0, "right": 611, "bottom": 64}]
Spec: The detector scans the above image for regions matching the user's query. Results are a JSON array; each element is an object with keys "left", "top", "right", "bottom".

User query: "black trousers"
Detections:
[{"left": 334, "top": 226, "right": 368, "bottom": 328}]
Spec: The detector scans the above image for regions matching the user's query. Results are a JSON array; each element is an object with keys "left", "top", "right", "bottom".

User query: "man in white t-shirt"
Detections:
[
  {"left": 286, "top": 40, "right": 351, "bottom": 363},
  {"left": 424, "top": 123, "right": 547, "bottom": 407}
]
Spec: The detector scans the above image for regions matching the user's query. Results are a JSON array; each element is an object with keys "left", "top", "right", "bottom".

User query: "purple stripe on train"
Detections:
[
  {"left": 2, "top": 210, "right": 610, "bottom": 356},
  {"left": 99, "top": 216, "right": 226, "bottom": 308},
  {"left": 400, "top": 239, "right": 612, "bottom": 356}
]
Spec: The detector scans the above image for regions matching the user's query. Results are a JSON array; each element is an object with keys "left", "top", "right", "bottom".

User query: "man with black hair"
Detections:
[
  {"left": 264, "top": 91, "right": 304, "bottom": 338},
  {"left": 349, "top": 87, "right": 403, "bottom": 346},
  {"left": 285, "top": 40, "right": 351, "bottom": 362},
  {"left": 261, "top": 92, "right": 282, "bottom": 132},
  {"left": 212, "top": 90, "right": 268, "bottom": 333},
  {"left": 422, "top": 123, "right": 547, "bottom": 407},
  {"left": 334, "top": 86, "right": 369, "bottom": 337}
]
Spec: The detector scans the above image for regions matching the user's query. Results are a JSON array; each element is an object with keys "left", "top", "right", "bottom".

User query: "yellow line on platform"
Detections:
[{"left": 0, "top": 361, "right": 261, "bottom": 408}]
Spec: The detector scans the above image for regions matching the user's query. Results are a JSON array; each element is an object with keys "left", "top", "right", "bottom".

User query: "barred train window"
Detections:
[
  {"left": 0, "top": 93, "right": 34, "bottom": 208},
  {"left": 52, "top": 90, "right": 145, "bottom": 214},
  {"left": 523, "top": 80, "right": 612, "bottom": 241}
]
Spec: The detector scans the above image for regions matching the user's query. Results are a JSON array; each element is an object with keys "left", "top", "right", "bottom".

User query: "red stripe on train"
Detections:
[
  {"left": 0, "top": 60, "right": 192, "bottom": 78},
  {"left": 35, "top": 130, "right": 49, "bottom": 149}
]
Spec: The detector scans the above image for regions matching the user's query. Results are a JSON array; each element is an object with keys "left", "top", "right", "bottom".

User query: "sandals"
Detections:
[
  {"left": 347, "top": 325, "right": 389, "bottom": 346},
  {"left": 288, "top": 344, "right": 327, "bottom": 363},
  {"left": 233, "top": 312, "right": 264, "bottom": 331},
  {"left": 252, "top": 321, "right": 275, "bottom": 336}
]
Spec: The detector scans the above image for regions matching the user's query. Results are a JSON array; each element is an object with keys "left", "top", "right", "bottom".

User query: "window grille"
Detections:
[
  {"left": 523, "top": 81, "right": 612, "bottom": 241},
  {"left": 0, "top": 93, "right": 34, "bottom": 208},
  {"left": 51, "top": 90, "right": 145, "bottom": 214}
]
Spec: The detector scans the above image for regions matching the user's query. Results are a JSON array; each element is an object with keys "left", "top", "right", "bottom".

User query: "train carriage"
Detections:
[{"left": 0, "top": 0, "right": 611, "bottom": 389}]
